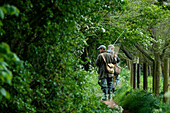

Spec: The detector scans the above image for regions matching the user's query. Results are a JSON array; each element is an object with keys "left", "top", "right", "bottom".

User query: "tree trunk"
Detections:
[
  {"left": 127, "top": 59, "right": 131, "bottom": 70},
  {"left": 148, "top": 65, "right": 152, "bottom": 92},
  {"left": 163, "top": 58, "right": 169, "bottom": 103},
  {"left": 153, "top": 61, "right": 156, "bottom": 93},
  {"left": 143, "top": 63, "right": 148, "bottom": 91},
  {"left": 149, "top": 65, "right": 151, "bottom": 76},
  {"left": 137, "top": 54, "right": 142, "bottom": 89},
  {"left": 130, "top": 60, "right": 133, "bottom": 86},
  {"left": 137, "top": 63, "right": 140, "bottom": 89},
  {"left": 155, "top": 53, "right": 161, "bottom": 94},
  {"left": 133, "top": 63, "right": 137, "bottom": 89}
]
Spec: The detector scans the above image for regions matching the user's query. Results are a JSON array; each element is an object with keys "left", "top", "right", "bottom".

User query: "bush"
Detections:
[
  {"left": 114, "top": 86, "right": 170, "bottom": 113},
  {"left": 51, "top": 67, "right": 122, "bottom": 113},
  {"left": 0, "top": 42, "right": 23, "bottom": 100},
  {"left": 118, "top": 67, "right": 131, "bottom": 85}
]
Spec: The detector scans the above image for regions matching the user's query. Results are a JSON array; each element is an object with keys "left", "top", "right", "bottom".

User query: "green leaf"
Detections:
[
  {"left": 1, "top": 71, "right": 7, "bottom": 77},
  {"left": 0, "top": 74, "right": 5, "bottom": 82},
  {"left": 0, "top": 61, "right": 8, "bottom": 70},
  {"left": 0, "top": 21, "right": 3, "bottom": 26},
  {"left": 0, "top": 42, "right": 10, "bottom": 54},
  {"left": 0, "top": 8, "right": 4, "bottom": 19},
  {"left": 10, "top": 5, "right": 19, "bottom": 16},
  {"left": 0, "top": 88, "right": 6, "bottom": 96},
  {"left": 0, "top": 88, "right": 10, "bottom": 99},
  {"left": 12, "top": 53, "right": 20, "bottom": 61},
  {"left": 3, "top": 4, "right": 19, "bottom": 16}
]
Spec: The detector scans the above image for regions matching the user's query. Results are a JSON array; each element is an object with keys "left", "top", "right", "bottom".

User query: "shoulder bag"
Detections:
[{"left": 101, "top": 53, "right": 114, "bottom": 74}]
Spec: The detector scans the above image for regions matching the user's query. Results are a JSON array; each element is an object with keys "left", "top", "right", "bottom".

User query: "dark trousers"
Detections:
[
  {"left": 113, "top": 74, "right": 119, "bottom": 88},
  {"left": 99, "top": 77, "right": 113, "bottom": 95}
]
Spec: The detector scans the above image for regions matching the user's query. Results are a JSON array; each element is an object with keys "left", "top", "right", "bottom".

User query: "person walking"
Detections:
[
  {"left": 95, "top": 45, "right": 116, "bottom": 101},
  {"left": 108, "top": 44, "right": 120, "bottom": 93}
]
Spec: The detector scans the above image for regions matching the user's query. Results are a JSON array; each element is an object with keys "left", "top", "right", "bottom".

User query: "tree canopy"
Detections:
[{"left": 0, "top": 0, "right": 169, "bottom": 112}]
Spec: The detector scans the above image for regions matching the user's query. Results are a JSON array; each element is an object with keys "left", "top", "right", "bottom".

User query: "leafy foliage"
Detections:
[
  {"left": 114, "top": 86, "right": 164, "bottom": 113},
  {"left": 0, "top": 4, "right": 19, "bottom": 35},
  {"left": 0, "top": 0, "right": 169, "bottom": 112},
  {"left": 114, "top": 67, "right": 170, "bottom": 113},
  {"left": 118, "top": 67, "right": 131, "bottom": 84},
  {"left": 0, "top": 42, "right": 22, "bottom": 100},
  {"left": 0, "top": 0, "right": 126, "bottom": 112}
]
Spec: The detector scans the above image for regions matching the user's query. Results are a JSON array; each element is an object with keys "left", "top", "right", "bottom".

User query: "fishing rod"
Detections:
[{"left": 113, "top": 27, "right": 127, "bottom": 45}]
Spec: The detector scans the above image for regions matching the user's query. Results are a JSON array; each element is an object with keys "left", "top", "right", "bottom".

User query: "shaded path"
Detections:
[{"left": 102, "top": 99, "right": 131, "bottom": 113}]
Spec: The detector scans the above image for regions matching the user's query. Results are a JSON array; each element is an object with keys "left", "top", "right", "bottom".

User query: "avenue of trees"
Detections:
[{"left": 0, "top": 0, "right": 169, "bottom": 112}]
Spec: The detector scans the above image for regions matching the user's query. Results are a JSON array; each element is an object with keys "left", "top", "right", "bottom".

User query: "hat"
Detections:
[
  {"left": 97, "top": 45, "right": 106, "bottom": 50},
  {"left": 108, "top": 44, "right": 115, "bottom": 50}
]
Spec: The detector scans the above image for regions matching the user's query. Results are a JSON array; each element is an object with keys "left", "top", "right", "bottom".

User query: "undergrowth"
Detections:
[
  {"left": 84, "top": 67, "right": 122, "bottom": 113},
  {"left": 113, "top": 68, "right": 170, "bottom": 113}
]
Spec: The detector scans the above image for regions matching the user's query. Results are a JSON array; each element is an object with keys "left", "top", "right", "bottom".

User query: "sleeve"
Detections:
[
  {"left": 117, "top": 56, "right": 120, "bottom": 63},
  {"left": 112, "top": 56, "right": 117, "bottom": 64},
  {"left": 95, "top": 54, "right": 101, "bottom": 66}
]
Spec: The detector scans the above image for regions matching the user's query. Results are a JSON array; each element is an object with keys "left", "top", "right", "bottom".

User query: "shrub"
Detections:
[{"left": 114, "top": 86, "right": 162, "bottom": 113}]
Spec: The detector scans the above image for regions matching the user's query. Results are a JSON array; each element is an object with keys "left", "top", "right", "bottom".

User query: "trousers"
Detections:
[{"left": 99, "top": 77, "right": 113, "bottom": 95}]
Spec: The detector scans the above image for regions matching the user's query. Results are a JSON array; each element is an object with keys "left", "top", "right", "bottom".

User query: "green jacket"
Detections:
[{"left": 95, "top": 51, "right": 116, "bottom": 80}]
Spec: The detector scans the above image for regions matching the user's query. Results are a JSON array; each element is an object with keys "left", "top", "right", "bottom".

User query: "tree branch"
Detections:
[
  {"left": 135, "top": 44, "right": 154, "bottom": 62},
  {"left": 121, "top": 45, "right": 133, "bottom": 60},
  {"left": 160, "top": 42, "right": 170, "bottom": 59}
]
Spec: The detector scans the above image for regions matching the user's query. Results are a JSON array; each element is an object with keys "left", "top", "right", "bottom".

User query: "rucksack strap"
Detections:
[{"left": 101, "top": 53, "right": 107, "bottom": 64}]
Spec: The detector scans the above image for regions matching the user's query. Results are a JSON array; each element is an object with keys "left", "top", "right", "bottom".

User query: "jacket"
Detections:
[
  {"left": 95, "top": 51, "right": 116, "bottom": 80},
  {"left": 114, "top": 56, "right": 120, "bottom": 63}
]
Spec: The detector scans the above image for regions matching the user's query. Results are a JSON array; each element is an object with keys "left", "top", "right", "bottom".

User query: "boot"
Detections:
[
  {"left": 108, "top": 94, "right": 112, "bottom": 100},
  {"left": 101, "top": 94, "right": 107, "bottom": 101},
  {"left": 112, "top": 88, "right": 115, "bottom": 93}
]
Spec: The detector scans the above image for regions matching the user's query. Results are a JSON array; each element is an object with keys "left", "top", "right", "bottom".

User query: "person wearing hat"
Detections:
[
  {"left": 108, "top": 44, "right": 120, "bottom": 93},
  {"left": 95, "top": 45, "right": 116, "bottom": 101}
]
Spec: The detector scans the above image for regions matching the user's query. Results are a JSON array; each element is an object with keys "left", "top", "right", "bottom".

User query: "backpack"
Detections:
[{"left": 114, "top": 64, "right": 121, "bottom": 75}]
